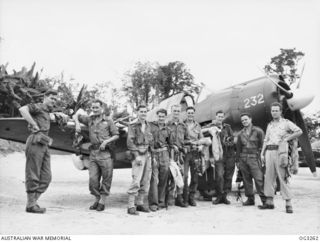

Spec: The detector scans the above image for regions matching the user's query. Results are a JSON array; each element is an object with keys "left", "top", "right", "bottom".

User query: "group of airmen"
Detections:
[{"left": 19, "top": 90, "right": 302, "bottom": 215}]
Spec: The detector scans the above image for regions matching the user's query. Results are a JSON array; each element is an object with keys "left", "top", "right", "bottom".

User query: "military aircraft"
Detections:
[{"left": 0, "top": 75, "right": 316, "bottom": 177}]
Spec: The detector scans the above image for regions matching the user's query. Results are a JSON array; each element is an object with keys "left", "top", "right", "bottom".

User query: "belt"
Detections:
[
  {"left": 266, "top": 145, "right": 279, "bottom": 150},
  {"left": 90, "top": 144, "right": 102, "bottom": 150},
  {"left": 153, "top": 147, "right": 168, "bottom": 153},
  {"left": 241, "top": 148, "right": 258, "bottom": 154},
  {"left": 185, "top": 144, "right": 198, "bottom": 151}
]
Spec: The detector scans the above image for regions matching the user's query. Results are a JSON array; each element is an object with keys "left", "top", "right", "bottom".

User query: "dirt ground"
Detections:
[{"left": 0, "top": 152, "right": 319, "bottom": 235}]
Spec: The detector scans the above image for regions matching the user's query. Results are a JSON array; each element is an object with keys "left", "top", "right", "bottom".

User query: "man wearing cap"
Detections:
[
  {"left": 74, "top": 99, "right": 119, "bottom": 212},
  {"left": 19, "top": 90, "right": 58, "bottom": 213},
  {"left": 236, "top": 113, "right": 266, "bottom": 206},
  {"left": 127, "top": 104, "right": 154, "bottom": 215},
  {"left": 148, "top": 108, "right": 172, "bottom": 212},
  {"left": 259, "top": 102, "right": 302, "bottom": 213}
]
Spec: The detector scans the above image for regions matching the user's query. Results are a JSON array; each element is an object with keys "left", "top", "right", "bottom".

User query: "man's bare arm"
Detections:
[
  {"left": 19, "top": 106, "right": 39, "bottom": 132},
  {"left": 72, "top": 109, "right": 88, "bottom": 133}
]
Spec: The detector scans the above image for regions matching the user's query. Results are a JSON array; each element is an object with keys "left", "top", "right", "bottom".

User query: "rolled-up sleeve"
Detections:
[
  {"left": 287, "top": 120, "right": 302, "bottom": 133},
  {"left": 27, "top": 103, "right": 42, "bottom": 114},
  {"left": 78, "top": 114, "right": 90, "bottom": 126}
]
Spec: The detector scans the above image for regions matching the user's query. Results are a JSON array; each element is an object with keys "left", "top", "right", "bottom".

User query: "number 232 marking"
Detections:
[{"left": 244, "top": 93, "right": 264, "bottom": 108}]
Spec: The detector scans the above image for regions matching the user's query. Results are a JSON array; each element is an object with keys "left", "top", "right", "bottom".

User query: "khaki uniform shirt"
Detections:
[
  {"left": 167, "top": 120, "right": 188, "bottom": 150},
  {"left": 27, "top": 103, "right": 52, "bottom": 135},
  {"left": 127, "top": 120, "right": 153, "bottom": 152},
  {"left": 184, "top": 120, "right": 203, "bottom": 144},
  {"left": 264, "top": 118, "right": 301, "bottom": 146},
  {"left": 149, "top": 121, "right": 171, "bottom": 149},
  {"left": 236, "top": 125, "right": 264, "bottom": 159},
  {"left": 79, "top": 114, "right": 119, "bottom": 145}
]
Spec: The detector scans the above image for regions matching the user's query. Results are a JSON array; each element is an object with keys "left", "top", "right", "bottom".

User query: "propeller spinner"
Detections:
[{"left": 286, "top": 89, "right": 314, "bottom": 111}]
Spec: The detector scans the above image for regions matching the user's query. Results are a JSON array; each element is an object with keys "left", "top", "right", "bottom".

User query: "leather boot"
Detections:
[
  {"left": 212, "top": 196, "right": 223, "bottom": 205},
  {"left": 258, "top": 197, "right": 274, "bottom": 209},
  {"left": 175, "top": 194, "right": 187, "bottom": 207},
  {"left": 258, "top": 204, "right": 275, "bottom": 209},
  {"left": 243, "top": 196, "right": 255, "bottom": 206},
  {"left": 96, "top": 203, "right": 105, "bottom": 211},
  {"left": 26, "top": 205, "right": 46, "bottom": 214},
  {"left": 222, "top": 194, "right": 231, "bottom": 205},
  {"left": 260, "top": 196, "right": 266, "bottom": 206},
  {"left": 286, "top": 205, "right": 293, "bottom": 213},
  {"left": 136, "top": 204, "right": 150, "bottom": 213},
  {"left": 188, "top": 197, "right": 197, "bottom": 206},
  {"left": 89, "top": 202, "right": 99, "bottom": 210},
  {"left": 127, "top": 207, "right": 139, "bottom": 215}
]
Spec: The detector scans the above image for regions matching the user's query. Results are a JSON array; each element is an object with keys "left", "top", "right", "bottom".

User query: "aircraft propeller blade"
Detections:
[
  {"left": 293, "top": 110, "right": 316, "bottom": 173},
  {"left": 258, "top": 67, "right": 293, "bottom": 97},
  {"left": 295, "top": 63, "right": 305, "bottom": 89}
]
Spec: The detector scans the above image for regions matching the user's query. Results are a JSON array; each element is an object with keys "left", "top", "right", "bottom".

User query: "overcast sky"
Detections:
[{"left": 1, "top": 0, "right": 320, "bottom": 113}]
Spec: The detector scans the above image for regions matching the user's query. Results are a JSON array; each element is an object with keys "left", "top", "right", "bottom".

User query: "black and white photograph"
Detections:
[{"left": 0, "top": 0, "right": 319, "bottom": 239}]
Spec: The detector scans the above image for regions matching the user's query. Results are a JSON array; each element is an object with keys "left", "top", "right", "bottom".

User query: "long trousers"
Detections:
[
  {"left": 127, "top": 152, "right": 152, "bottom": 207},
  {"left": 215, "top": 156, "right": 235, "bottom": 196},
  {"left": 148, "top": 150, "right": 170, "bottom": 207},
  {"left": 25, "top": 137, "right": 51, "bottom": 195},
  {"left": 264, "top": 149, "right": 292, "bottom": 200},
  {"left": 183, "top": 150, "right": 200, "bottom": 200},
  {"left": 239, "top": 153, "right": 265, "bottom": 200},
  {"left": 89, "top": 149, "right": 113, "bottom": 197}
]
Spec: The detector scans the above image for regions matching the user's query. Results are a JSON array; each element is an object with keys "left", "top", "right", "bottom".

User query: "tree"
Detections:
[
  {"left": 0, "top": 62, "right": 48, "bottom": 117},
  {"left": 122, "top": 61, "right": 159, "bottom": 109},
  {"left": 122, "top": 61, "right": 202, "bottom": 109},
  {"left": 303, "top": 111, "right": 320, "bottom": 141},
  {"left": 157, "top": 61, "right": 200, "bottom": 99},
  {"left": 45, "top": 72, "right": 79, "bottom": 113},
  {"left": 0, "top": 63, "right": 97, "bottom": 117},
  {"left": 91, "top": 81, "right": 112, "bottom": 102},
  {"left": 264, "top": 48, "right": 305, "bottom": 85}
]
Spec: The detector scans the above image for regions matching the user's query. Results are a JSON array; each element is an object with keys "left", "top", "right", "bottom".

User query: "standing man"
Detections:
[
  {"left": 183, "top": 106, "right": 203, "bottom": 206},
  {"left": 127, "top": 104, "right": 154, "bottom": 215},
  {"left": 148, "top": 108, "right": 171, "bottom": 212},
  {"left": 212, "top": 110, "right": 235, "bottom": 205},
  {"left": 259, "top": 102, "right": 302, "bottom": 213},
  {"left": 73, "top": 99, "right": 119, "bottom": 212},
  {"left": 19, "top": 90, "right": 58, "bottom": 213},
  {"left": 236, "top": 113, "right": 266, "bottom": 206},
  {"left": 167, "top": 104, "right": 188, "bottom": 207}
]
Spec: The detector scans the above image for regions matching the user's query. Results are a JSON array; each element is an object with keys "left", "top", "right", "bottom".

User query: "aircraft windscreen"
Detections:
[{"left": 181, "top": 95, "right": 195, "bottom": 111}]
